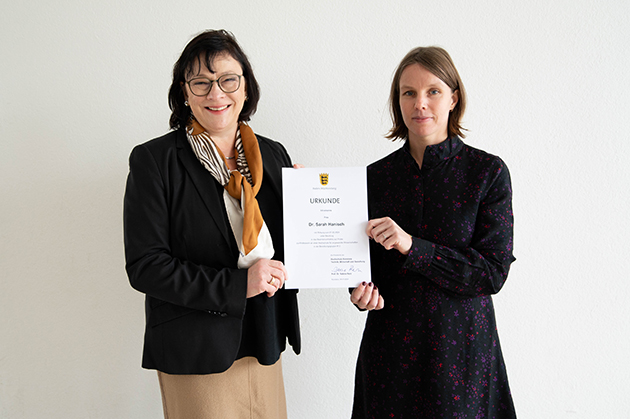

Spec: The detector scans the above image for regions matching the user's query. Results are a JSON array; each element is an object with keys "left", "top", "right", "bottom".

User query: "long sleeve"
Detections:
[
  {"left": 403, "top": 160, "right": 515, "bottom": 297},
  {"left": 123, "top": 143, "right": 247, "bottom": 318},
  {"left": 367, "top": 138, "right": 515, "bottom": 299}
]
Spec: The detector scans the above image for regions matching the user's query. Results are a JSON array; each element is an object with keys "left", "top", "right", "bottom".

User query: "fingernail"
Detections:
[
  {"left": 362, "top": 282, "right": 367, "bottom": 286},
  {"left": 369, "top": 282, "right": 374, "bottom": 287},
  {"left": 374, "top": 286, "right": 378, "bottom": 291}
]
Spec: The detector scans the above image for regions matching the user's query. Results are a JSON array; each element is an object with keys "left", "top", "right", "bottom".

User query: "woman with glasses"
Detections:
[
  {"left": 350, "top": 47, "right": 517, "bottom": 418},
  {"left": 123, "top": 30, "right": 301, "bottom": 419}
]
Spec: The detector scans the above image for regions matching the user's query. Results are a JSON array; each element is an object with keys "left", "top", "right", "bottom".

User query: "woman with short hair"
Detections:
[
  {"left": 351, "top": 46, "right": 517, "bottom": 418},
  {"left": 124, "top": 29, "right": 301, "bottom": 418}
]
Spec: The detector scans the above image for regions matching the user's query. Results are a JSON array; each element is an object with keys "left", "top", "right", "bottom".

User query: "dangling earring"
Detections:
[
  {"left": 245, "top": 96, "right": 249, "bottom": 101},
  {"left": 184, "top": 100, "right": 189, "bottom": 106}
]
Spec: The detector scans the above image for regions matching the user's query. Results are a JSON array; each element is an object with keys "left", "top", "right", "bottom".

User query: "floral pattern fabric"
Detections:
[{"left": 352, "top": 137, "right": 517, "bottom": 418}]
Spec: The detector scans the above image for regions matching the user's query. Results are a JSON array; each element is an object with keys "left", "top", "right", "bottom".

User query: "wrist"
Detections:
[{"left": 399, "top": 234, "right": 412, "bottom": 255}]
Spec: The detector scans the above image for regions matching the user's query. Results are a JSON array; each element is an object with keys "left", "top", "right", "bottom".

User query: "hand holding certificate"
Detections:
[{"left": 282, "top": 167, "right": 371, "bottom": 289}]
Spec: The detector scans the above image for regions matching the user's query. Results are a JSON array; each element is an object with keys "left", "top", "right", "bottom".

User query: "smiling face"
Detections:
[
  {"left": 184, "top": 53, "right": 246, "bottom": 142},
  {"left": 399, "top": 63, "right": 459, "bottom": 147}
]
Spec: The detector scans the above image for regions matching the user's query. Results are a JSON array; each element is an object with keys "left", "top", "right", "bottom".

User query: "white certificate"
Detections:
[{"left": 282, "top": 167, "right": 371, "bottom": 289}]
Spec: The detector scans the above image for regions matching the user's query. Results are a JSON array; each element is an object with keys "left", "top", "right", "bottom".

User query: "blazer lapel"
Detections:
[
  {"left": 258, "top": 139, "right": 283, "bottom": 203},
  {"left": 175, "top": 131, "right": 235, "bottom": 249}
]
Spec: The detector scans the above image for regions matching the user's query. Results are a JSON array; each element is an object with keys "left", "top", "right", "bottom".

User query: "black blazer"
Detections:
[{"left": 124, "top": 129, "right": 300, "bottom": 374}]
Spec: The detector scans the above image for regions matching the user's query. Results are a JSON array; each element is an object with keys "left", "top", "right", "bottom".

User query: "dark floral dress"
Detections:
[{"left": 352, "top": 137, "right": 517, "bottom": 418}]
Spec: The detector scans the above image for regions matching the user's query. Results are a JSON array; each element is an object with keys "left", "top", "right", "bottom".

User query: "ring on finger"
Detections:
[{"left": 268, "top": 276, "right": 275, "bottom": 285}]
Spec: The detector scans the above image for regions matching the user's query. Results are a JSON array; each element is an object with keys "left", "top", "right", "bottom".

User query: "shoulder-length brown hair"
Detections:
[
  {"left": 386, "top": 46, "right": 467, "bottom": 141},
  {"left": 168, "top": 30, "right": 260, "bottom": 130}
]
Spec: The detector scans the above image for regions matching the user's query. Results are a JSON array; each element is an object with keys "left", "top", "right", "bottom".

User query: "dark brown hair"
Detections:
[
  {"left": 168, "top": 30, "right": 260, "bottom": 130},
  {"left": 386, "top": 46, "right": 467, "bottom": 140}
]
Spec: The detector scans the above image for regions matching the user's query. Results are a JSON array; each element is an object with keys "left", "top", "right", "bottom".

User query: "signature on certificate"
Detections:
[{"left": 332, "top": 265, "right": 363, "bottom": 273}]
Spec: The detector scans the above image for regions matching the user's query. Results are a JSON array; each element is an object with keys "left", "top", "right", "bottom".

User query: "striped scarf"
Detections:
[{"left": 186, "top": 120, "right": 274, "bottom": 268}]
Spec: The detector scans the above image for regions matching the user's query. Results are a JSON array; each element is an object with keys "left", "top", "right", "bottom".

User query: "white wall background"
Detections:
[{"left": 1, "top": 0, "right": 628, "bottom": 418}]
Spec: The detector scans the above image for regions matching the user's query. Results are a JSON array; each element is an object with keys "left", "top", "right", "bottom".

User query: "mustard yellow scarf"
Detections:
[{"left": 186, "top": 120, "right": 270, "bottom": 259}]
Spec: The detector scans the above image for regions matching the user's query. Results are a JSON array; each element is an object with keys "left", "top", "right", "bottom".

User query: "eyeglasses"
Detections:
[{"left": 186, "top": 74, "right": 243, "bottom": 96}]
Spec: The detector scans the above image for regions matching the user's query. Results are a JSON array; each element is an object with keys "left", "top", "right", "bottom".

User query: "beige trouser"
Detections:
[{"left": 157, "top": 356, "right": 287, "bottom": 419}]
